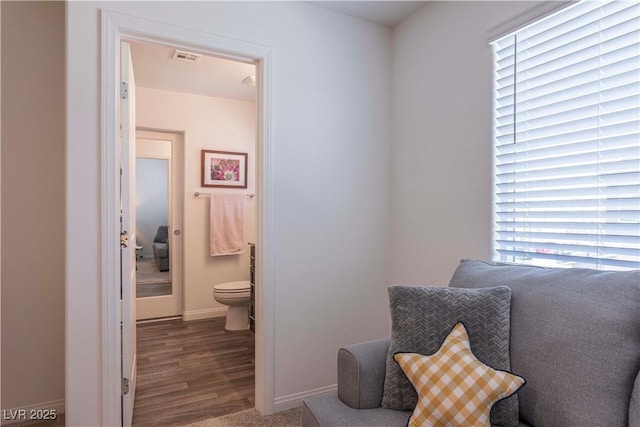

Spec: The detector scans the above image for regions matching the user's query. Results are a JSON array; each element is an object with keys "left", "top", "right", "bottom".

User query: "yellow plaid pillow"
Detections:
[{"left": 394, "top": 322, "right": 525, "bottom": 427}]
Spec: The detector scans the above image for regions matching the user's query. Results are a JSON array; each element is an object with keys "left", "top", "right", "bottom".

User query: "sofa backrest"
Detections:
[
  {"left": 449, "top": 259, "right": 640, "bottom": 427},
  {"left": 154, "top": 225, "right": 169, "bottom": 243}
]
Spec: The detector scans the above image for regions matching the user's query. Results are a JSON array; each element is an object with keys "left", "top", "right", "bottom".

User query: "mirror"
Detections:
[{"left": 135, "top": 157, "right": 171, "bottom": 298}]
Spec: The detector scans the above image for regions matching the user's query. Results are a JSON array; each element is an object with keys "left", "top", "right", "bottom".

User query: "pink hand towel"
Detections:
[{"left": 209, "top": 194, "right": 245, "bottom": 256}]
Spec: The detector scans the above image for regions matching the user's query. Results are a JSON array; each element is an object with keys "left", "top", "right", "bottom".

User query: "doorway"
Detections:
[
  {"left": 135, "top": 130, "right": 184, "bottom": 320},
  {"left": 102, "top": 12, "right": 274, "bottom": 426},
  {"left": 124, "top": 36, "right": 260, "bottom": 426}
]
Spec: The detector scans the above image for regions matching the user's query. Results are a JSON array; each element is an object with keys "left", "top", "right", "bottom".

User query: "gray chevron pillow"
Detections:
[{"left": 381, "top": 285, "right": 518, "bottom": 427}]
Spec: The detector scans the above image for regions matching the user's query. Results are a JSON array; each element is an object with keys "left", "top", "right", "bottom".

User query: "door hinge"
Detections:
[
  {"left": 120, "top": 230, "right": 129, "bottom": 248},
  {"left": 120, "top": 81, "right": 129, "bottom": 100},
  {"left": 122, "top": 377, "right": 130, "bottom": 395}
]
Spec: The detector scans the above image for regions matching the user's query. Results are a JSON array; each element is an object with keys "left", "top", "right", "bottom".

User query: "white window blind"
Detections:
[{"left": 492, "top": 0, "right": 640, "bottom": 271}]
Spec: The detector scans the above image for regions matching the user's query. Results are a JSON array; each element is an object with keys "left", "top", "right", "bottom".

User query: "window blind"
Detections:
[{"left": 492, "top": 0, "right": 640, "bottom": 271}]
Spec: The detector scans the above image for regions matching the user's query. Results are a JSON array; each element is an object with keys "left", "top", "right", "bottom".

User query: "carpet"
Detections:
[
  {"left": 6, "top": 414, "right": 65, "bottom": 427},
  {"left": 181, "top": 408, "right": 301, "bottom": 427},
  {"left": 136, "top": 258, "right": 172, "bottom": 298},
  {"left": 137, "top": 258, "right": 170, "bottom": 284},
  {"left": 7, "top": 408, "right": 301, "bottom": 427}
]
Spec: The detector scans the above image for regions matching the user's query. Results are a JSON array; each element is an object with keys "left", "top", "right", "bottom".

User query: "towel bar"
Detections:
[{"left": 194, "top": 191, "right": 255, "bottom": 198}]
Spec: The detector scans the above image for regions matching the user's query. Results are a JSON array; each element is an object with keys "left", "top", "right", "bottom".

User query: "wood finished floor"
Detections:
[{"left": 133, "top": 317, "right": 255, "bottom": 427}]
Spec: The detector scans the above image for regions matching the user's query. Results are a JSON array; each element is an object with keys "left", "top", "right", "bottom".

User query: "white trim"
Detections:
[
  {"left": 273, "top": 385, "right": 338, "bottom": 412},
  {"left": 135, "top": 153, "right": 170, "bottom": 160},
  {"left": 182, "top": 307, "right": 227, "bottom": 321},
  {"left": 254, "top": 49, "right": 276, "bottom": 416},
  {"left": 1, "top": 399, "right": 65, "bottom": 426},
  {"left": 487, "top": 1, "right": 576, "bottom": 42},
  {"left": 136, "top": 315, "right": 182, "bottom": 324},
  {"left": 99, "top": 9, "right": 275, "bottom": 425},
  {"left": 100, "top": 12, "right": 122, "bottom": 427}
]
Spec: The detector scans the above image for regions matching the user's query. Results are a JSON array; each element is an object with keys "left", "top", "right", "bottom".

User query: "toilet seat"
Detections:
[{"left": 214, "top": 280, "right": 250, "bottom": 293}]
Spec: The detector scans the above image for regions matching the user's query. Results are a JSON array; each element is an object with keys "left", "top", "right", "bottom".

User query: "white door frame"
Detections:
[{"left": 101, "top": 10, "right": 274, "bottom": 426}]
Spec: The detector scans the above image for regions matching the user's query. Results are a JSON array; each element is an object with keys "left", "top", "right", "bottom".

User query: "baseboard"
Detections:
[
  {"left": 182, "top": 307, "right": 227, "bottom": 321},
  {"left": 1, "top": 399, "right": 65, "bottom": 425},
  {"left": 273, "top": 384, "right": 337, "bottom": 412}
]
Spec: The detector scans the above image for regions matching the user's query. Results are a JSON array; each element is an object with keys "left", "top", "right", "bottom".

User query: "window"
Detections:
[{"left": 492, "top": 0, "right": 640, "bottom": 271}]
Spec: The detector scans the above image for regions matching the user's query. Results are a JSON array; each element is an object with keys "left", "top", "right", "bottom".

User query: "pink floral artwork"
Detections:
[{"left": 211, "top": 158, "right": 240, "bottom": 182}]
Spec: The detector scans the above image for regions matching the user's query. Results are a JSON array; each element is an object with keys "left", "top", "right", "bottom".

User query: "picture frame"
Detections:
[{"left": 201, "top": 150, "right": 248, "bottom": 188}]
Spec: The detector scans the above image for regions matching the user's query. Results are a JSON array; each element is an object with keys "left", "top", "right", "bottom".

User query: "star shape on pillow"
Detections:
[{"left": 394, "top": 322, "right": 525, "bottom": 427}]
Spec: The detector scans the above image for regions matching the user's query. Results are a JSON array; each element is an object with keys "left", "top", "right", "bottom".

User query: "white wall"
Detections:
[
  {"left": 66, "top": 2, "right": 392, "bottom": 423},
  {"left": 389, "top": 1, "right": 540, "bottom": 286},
  {"left": 136, "top": 87, "right": 258, "bottom": 318},
  {"left": 135, "top": 157, "right": 169, "bottom": 259},
  {"left": 1, "top": 0, "right": 65, "bottom": 414}
]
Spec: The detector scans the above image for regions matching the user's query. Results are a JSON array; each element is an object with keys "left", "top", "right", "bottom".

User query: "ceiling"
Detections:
[
  {"left": 129, "top": 41, "right": 257, "bottom": 102},
  {"left": 129, "top": 2, "right": 427, "bottom": 101},
  {"left": 307, "top": 1, "right": 427, "bottom": 28}
]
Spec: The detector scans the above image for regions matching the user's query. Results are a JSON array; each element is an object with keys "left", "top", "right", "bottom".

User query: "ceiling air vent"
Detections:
[{"left": 171, "top": 50, "right": 203, "bottom": 63}]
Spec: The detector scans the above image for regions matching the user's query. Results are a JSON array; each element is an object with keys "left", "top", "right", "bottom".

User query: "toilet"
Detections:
[{"left": 213, "top": 280, "right": 251, "bottom": 331}]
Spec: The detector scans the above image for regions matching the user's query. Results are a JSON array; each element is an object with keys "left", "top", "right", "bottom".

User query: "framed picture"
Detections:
[{"left": 201, "top": 150, "right": 248, "bottom": 188}]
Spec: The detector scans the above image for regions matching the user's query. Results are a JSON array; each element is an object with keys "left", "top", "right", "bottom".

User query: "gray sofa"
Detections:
[{"left": 302, "top": 260, "right": 640, "bottom": 427}]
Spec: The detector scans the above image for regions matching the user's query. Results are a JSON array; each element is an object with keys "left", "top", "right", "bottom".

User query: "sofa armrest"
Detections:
[
  {"left": 630, "top": 369, "right": 640, "bottom": 427},
  {"left": 337, "top": 338, "right": 390, "bottom": 409}
]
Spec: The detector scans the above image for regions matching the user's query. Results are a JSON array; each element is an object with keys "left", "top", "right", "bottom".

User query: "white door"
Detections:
[
  {"left": 135, "top": 130, "right": 184, "bottom": 320},
  {"left": 120, "top": 41, "right": 137, "bottom": 427}
]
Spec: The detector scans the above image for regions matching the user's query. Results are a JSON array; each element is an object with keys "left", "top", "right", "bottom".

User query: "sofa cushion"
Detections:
[
  {"left": 449, "top": 259, "right": 640, "bottom": 427},
  {"left": 301, "top": 395, "right": 535, "bottom": 427},
  {"left": 382, "top": 285, "right": 518, "bottom": 427},
  {"left": 394, "top": 322, "right": 525, "bottom": 427}
]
